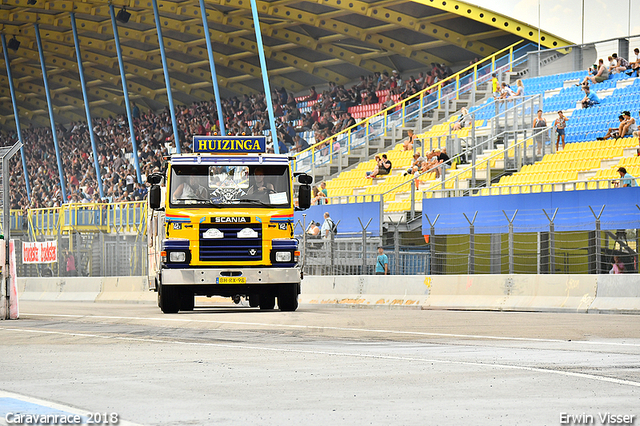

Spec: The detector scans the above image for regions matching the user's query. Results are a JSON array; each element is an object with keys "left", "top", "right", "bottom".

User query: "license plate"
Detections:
[{"left": 216, "top": 277, "right": 246, "bottom": 284}]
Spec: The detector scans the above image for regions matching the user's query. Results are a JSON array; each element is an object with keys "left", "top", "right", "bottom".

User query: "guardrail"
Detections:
[
  {"left": 292, "top": 40, "right": 538, "bottom": 177},
  {"left": 1, "top": 201, "right": 147, "bottom": 236}
]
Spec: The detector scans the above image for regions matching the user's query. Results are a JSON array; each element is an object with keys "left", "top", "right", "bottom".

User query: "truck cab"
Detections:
[{"left": 147, "top": 136, "right": 311, "bottom": 313}]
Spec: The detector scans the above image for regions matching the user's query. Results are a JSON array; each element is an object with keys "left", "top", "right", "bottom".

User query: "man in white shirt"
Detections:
[{"left": 321, "top": 212, "right": 334, "bottom": 239}]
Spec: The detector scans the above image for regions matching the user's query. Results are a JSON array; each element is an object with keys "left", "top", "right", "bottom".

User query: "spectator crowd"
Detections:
[{"left": 0, "top": 61, "right": 471, "bottom": 211}]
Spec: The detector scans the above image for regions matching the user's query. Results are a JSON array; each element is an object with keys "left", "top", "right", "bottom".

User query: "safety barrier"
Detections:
[
  {"left": 589, "top": 275, "right": 640, "bottom": 313},
  {"left": 18, "top": 276, "right": 153, "bottom": 303},
  {"left": 15, "top": 274, "right": 639, "bottom": 313},
  {"left": 300, "top": 274, "right": 601, "bottom": 312}
]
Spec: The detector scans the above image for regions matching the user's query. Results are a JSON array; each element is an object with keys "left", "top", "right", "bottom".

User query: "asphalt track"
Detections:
[{"left": 1, "top": 301, "right": 639, "bottom": 426}]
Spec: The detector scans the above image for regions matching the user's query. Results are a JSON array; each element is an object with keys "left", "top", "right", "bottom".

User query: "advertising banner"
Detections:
[{"left": 22, "top": 240, "right": 57, "bottom": 264}]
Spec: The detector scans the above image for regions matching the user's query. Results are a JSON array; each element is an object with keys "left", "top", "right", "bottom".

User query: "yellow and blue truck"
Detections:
[{"left": 147, "top": 136, "right": 312, "bottom": 313}]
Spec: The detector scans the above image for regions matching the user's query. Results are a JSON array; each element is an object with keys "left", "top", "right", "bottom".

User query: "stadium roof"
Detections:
[{"left": 0, "top": 0, "right": 572, "bottom": 128}]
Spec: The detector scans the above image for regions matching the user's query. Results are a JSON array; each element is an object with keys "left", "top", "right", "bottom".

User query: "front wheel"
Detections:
[
  {"left": 259, "top": 294, "right": 276, "bottom": 310},
  {"left": 180, "top": 291, "right": 195, "bottom": 311},
  {"left": 278, "top": 284, "right": 299, "bottom": 312},
  {"left": 159, "top": 284, "right": 180, "bottom": 314}
]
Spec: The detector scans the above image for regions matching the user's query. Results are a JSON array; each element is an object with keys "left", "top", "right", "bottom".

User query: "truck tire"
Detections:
[
  {"left": 180, "top": 291, "right": 195, "bottom": 311},
  {"left": 259, "top": 294, "right": 276, "bottom": 310},
  {"left": 248, "top": 294, "right": 260, "bottom": 308},
  {"left": 159, "top": 284, "right": 180, "bottom": 314},
  {"left": 278, "top": 284, "right": 298, "bottom": 312}
]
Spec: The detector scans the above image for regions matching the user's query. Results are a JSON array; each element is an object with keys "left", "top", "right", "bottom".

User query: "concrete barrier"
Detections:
[
  {"left": 95, "top": 277, "right": 155, "bottom": 303},
  {"left": 18, "top": 277, "right": 102, "bottom": 301},
  {"left": 300, "top": 275, "right": 430, "bottom": 307},
  {"left": 589, "top": 275, "right": 640, "bottom": 313},
  {"left": 302, "top": 274, "right": 626, "bottom": 313},
  {"left": 14, "top": 274, "right": 639, "bottom": 313}
]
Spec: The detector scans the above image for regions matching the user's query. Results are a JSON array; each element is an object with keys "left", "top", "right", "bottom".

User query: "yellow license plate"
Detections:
[{"left": 216, "top": 277, "right": 246, "bottom": 284}]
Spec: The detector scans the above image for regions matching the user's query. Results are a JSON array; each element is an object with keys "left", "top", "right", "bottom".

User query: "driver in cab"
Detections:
[
  {"left": 172, "top": 175, "right": 208, "bottom": 202},
  {"left": 246, "top": 167, "right": 275, "bottom": 196}
]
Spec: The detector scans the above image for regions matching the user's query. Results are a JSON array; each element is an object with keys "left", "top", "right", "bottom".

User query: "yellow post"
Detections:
[
  {"left": 473, "top": 65, "right": 478, "bottom": 89},
  {"left": 348, "top": 129, "right": 352, "bottom": 154},
  {"left": 455, "top": 74, "right": 459, "bottom": 100},
  {"left": 402, "top": 102, "right": 406, "bottom": 127},
  {"left": 509, "top": 47, "right": 513, "bottom": 71},
  {"left": 437, "top": 84, "right": 442, "bottom": 108},
  {"left": 491, "top": 55, "right": 495, "bottom": 72},
  {"left": 384, "top": 110, "right": 388, "bottom": 136}
]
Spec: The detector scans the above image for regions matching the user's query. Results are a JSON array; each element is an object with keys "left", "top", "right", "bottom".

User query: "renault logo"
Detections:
[{"left": 249, "top": 249, "right": 257, "bottom": 256}]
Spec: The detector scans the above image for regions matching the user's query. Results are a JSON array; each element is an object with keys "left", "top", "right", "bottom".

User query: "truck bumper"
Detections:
[{"left": 161, "top": 267, "right": 301, "bottom": 285}]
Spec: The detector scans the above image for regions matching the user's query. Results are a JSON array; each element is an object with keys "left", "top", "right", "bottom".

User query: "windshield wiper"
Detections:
[
  {"left": 175, "top": 197, "right": 209, "bottom": 203},
  {"left": 238, "top": 199, "right": 271, "bottom": 207}
]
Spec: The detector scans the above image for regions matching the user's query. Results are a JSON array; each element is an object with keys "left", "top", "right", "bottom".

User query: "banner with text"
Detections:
[{"left": 22, "top": 241, "right": 58, "bottom": 264}]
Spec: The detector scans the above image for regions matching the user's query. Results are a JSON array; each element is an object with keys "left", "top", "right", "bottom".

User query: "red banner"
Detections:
[{"left": 22, "top": 241, "right": 57, "bottom": 264}]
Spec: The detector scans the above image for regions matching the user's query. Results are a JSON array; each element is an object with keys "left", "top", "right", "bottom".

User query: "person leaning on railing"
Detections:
[{"left": 615, "top": 167, "right": 638, "bottom": 188}]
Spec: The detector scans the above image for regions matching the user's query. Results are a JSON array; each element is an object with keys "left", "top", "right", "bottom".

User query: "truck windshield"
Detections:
[{"left": 170, "top": 164, "right": 291, "bottom": 208}]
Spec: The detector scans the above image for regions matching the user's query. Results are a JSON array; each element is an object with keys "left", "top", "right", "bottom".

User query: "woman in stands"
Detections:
[
  {"left": 403, "top": 129, "right": 417, "bottom": 151},
  {"left": 452, "top": 108, "right": 471, "bottom": 131},
  {"left": 510, "top": 79, "right": 524, "bottom": 98},
  {"left": 533, "top": 110, "right": 547, "bottom": 155}
]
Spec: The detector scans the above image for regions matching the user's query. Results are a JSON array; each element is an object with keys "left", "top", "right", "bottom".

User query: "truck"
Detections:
[{"left": 147, "top": 135, "right": 312, "bottom": 313}]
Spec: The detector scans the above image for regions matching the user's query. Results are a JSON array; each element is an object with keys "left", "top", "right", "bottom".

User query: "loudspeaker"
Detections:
[
  {"left": 7, "top": 37, "right": 20, "bottom": 52},
  {"left": 116, "top": 7, "right": 131, "bottom": 24}
]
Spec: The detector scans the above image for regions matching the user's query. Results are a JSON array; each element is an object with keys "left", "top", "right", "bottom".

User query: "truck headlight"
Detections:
[
  {"left": 275, "top": 251, "right": 292, "bottom": 262},
  {"left": 169, "top": 251, "right": 187, "bottom": 262}
]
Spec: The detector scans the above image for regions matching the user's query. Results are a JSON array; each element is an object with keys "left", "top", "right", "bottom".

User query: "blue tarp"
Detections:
[
  {"left": 422, "top": 188, "right": 640, "bottom": 235},
  {"left": 294, "top": 202, "right": 381, "bottom": 237}
]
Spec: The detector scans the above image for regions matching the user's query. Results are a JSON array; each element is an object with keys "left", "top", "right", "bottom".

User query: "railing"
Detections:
[
  {"left": 2, "top": 201, "right": 147, "bottom": 236},
  {"left": 316, "top": 95, "right": 545, "bottom": 223},
  {"left": 292, "top": 40, "right": 537, "bottom": 177}
]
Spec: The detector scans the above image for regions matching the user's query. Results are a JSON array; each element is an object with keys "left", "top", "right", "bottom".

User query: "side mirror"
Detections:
[
  {"left": 148, "top": 173, "right": 164, "bottom": 185},
  {"left": 298, "top": 184, "right": 311, "bottom": 210},
  {"left": 149, "top": 185, "right": 161, "bottom": 210},
  {"left": 297, "top": 173, "right": 313, "bottom": 185}
]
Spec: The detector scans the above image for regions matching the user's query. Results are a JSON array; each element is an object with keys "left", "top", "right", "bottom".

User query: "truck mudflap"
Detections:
[{"left": 161, "top": 267, "right": 301, "bottom": 285}]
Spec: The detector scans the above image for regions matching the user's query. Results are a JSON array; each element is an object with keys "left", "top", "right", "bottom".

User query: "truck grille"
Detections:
[{"left": 199, "top": 223, "right": 262, "bottom": 262}]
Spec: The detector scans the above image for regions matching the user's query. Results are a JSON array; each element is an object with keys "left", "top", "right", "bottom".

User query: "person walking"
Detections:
[{"left": 375, "top": 246, "right": 389, "bottom": 275}]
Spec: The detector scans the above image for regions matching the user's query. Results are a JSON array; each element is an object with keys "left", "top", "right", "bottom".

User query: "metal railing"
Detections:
[
  {"left": 292, "top": 41, "right": 537, "bottom": 177},
  {"left": 320, "top": 95, "right": 548, "bottom": 223}
]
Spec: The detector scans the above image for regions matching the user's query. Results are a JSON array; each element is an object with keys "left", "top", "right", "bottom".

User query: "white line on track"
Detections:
[
  {"left": 1, "top": 326, "right": 639, "bottom": 389},
  {"left": 22, "top": 312, "right": 640, "bottom": 348}
]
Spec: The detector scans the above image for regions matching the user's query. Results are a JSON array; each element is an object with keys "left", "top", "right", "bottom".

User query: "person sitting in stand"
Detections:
[
  {"left": 402, "top": 129, "right": 417, "bottom": 151},
  {"left": 498, "top": 82, "right": 515, "bottom": 99},
  {"left": 611, "top": 53, "right": 631, "bottom": 74},
  {"left": 452, "top": 107, "right": 472, "bottom": 131},
  {"left": 581, "top": 84, "right": 600, "bottom": 109},
  {"left": 616, "top": 167, "right": 638, "bottom": 187},
  {"left": 598, "top": 115, "right": 626, "bottom": 140},
  {"left": 581, "top": 59, "right": 609, "bottom": 85},
  {"left": 510, "top": 79, "right": 524, "bottom": 98},
  {"left": 631, "top": 48, "right": 640, "bottom": 76},
  {"left": 378, "top": 154, "right": 392, "bottom": 176},
  {"left": 366, "top": 155, "right": 383, "bottom": 178}
]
